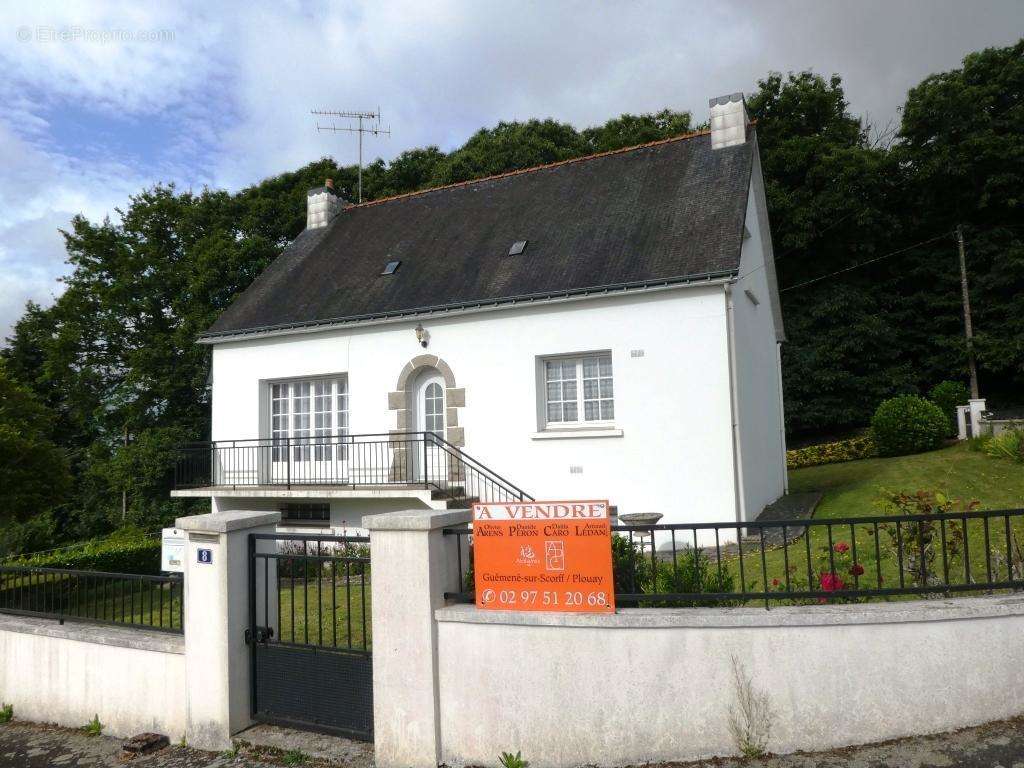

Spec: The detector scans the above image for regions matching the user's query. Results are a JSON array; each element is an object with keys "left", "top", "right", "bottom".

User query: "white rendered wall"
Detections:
[
  {"left": 435, "top": 598, "right": 1024, "bottom": 767},
  {"left": 730, "top": 156, "right": 786, "bottom": 520},
  {"left": 212, "top": 495, "right": 428, "bottom": 534},
  {"left": 211, "top": 288, "right": 738, "bottom": 525},
  {"left": 0, "top": 616, "right": 186, "bottom": 739}
]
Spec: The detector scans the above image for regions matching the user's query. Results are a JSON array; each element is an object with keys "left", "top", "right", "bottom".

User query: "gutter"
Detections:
[{"left": 198, "top": 270, "right": 738, "bottom": 345}]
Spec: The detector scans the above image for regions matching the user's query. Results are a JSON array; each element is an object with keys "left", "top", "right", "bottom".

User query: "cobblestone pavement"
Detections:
[{"left": 3, "top": 716, "right": 1024, "bottom": 767}]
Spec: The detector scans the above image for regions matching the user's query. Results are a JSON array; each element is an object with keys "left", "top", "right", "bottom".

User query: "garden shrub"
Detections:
[
  {"left": 985, "top": 429, "right": 1024, "bottom": 464},
  {"left": 11, "top": 531, "right": 161, "bottom": 574},
  {"left": 966, "top": 435, "right": 991, "bottom": 452},
  {"left": 786, "top": 433, "right": 877, "bottom": 469},
  {"left": 928, "top": 380, "right": 970, "bottom": 437},
  {"left": 277, "top": 540, "right": 370, "bottom": 579},
  {"left": 870, "top": 395, "right": 948, "bottom": 457},
  {"left": 611, "top": 533, "right": 653, "bottom": 594},
  {"left": 652, "top": 548, "right": 735, "bottom": 607},
  {"left": 612, "top": 536, "right": 735, "bottom": 606}
]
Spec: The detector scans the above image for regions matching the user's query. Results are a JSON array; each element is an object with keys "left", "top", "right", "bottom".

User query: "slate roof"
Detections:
[{"left": 203, "top": 129, "right": 754, "bottom": 339}]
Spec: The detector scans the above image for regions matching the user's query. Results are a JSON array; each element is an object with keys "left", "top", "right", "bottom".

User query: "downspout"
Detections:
[
  {"left": 776, "top": 342, "right": 789, "bottom": 494},
  {"left": 724, "top": 284, "right": 747, "bottom": 524}
]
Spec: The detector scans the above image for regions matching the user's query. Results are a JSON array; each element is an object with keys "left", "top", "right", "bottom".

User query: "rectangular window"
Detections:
[
  {"left": 268, "top": 377, "right": 349, "bottom": 462},
  {"left": 281, "top": 503, "right": 330, "bottom": 526},
  {"left": 542, "top": 354, "right": 614, "bottom": 428}
]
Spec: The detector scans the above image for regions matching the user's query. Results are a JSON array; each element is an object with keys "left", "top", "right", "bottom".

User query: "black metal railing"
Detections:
[
  {"left": 249, "top": 533, "right": 371, "bottom": 652},
  {"left": 175, "top": 432, "right": 531, "bottom": 504},
  {"left": 443, "top": 508, "right": 1024, "bottom": 607},
  {"left": 0, "top": 566, "right": 184, "bottom": 632}
]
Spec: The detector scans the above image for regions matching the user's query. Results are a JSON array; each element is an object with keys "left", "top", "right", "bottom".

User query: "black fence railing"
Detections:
[
  {"left": 0, "top": 566, "right": 184, "bottom": 632},
  {"left": 249, "top": 533, "right": 371, "bottom": 652},
  {"left": 443, "top": 508, "right": 1024, "bottom": 607},
  {"left": 175, "top": 432, "right": 531, "bottom": 504}
]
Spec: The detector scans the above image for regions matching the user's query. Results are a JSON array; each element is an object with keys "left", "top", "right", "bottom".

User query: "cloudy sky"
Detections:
[{"left": 0, "top": 0, "right": 1021, "bottom": 341}]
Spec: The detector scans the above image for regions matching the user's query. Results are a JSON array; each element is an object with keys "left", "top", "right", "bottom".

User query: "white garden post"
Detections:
[
  {"left": 364, "top": 508, "right": 470, "bottom": 768},
  {"left": 176, "top": 509, "right": 280, "bottom": 750}
]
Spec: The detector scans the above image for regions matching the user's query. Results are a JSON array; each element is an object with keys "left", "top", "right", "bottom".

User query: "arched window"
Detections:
[{"left": 424, "top": 382, "right": 444, "bottom": 436}]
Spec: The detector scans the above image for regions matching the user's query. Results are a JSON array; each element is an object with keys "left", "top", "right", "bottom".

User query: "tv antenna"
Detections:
[{"left": 311, "top": 108, "right": 390, "bottom": 203}]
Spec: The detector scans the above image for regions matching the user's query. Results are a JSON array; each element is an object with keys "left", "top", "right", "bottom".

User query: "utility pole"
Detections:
[
  {"left": 957, "top": 225, "right": 980, "bottom": 399},
  {"left": 311, "top": 108, "right": 390, "bottom": 203}
]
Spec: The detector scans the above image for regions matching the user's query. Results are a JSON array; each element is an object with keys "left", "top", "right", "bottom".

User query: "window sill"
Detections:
[{"left": 530, "top": 428, "right": 624, "bottom": 440}]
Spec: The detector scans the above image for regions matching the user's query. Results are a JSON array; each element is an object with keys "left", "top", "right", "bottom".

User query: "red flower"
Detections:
[
  {"left": 820, "top": 571, "right": 845, "bottom": 592},
  {"left": 833, "top": 542, "right": 850, "bottom": 554},
  {"left": 850, "top": 563, "right": 865, "bottom": 576},
  {"left": 771, "top": 578, "right": 780, "bottom": 587}
]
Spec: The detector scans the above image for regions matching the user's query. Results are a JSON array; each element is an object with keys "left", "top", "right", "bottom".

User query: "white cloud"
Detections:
[{"left": 1, "top": 0, "right": 1022, "bottom": 341}]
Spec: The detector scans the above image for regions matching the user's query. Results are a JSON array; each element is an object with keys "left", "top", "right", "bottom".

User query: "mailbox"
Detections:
[{"left": 161, "top": 528, "right": 186, "bottom": 573}]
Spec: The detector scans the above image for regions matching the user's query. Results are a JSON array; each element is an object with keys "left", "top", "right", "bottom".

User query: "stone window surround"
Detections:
[{"left": 388, "top": 354, "right": 466, "bottom": 447}]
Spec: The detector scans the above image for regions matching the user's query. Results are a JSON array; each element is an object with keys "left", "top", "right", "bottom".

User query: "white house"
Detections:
[{"left": 171, "top": 93, "right": 787, "bottom": 532}]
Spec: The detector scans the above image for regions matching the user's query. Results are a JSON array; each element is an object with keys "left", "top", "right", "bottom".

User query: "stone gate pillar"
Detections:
[
  {"left": 364, "top": 508, "right": 470, "bottom": 768},
  {"left": 176, "top": 510, "right": 280, "bottom": 750}
]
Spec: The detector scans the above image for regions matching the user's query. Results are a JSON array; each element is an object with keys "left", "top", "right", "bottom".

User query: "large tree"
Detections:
[
  {"left": 747, "top": 71, "right": 907, "bottom": 434},
  {"left": 893, "top": 39, "right": 1024, "bottom": 403},
  {"left": 0, "top": 361, "right": 71, "bottom": 525}
]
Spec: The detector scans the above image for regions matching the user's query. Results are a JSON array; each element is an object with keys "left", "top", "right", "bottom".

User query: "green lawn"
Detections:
[
  {"left": 724, "top": 444, "right": 1024, "bottom": 601},
  {"left": 789, "top": 442, "right": 1024, "bottom": 517},
  {"left": 275, "top": 578, "right": 371, "bottom": 650}
]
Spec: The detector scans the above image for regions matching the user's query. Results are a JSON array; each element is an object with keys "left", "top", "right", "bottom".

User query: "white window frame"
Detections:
[
  {"left": 538, "top": 352, "right": 615, "bottom": 431},
  {"left": 267, "top": 376, "right": 349, "bottom": 460}
]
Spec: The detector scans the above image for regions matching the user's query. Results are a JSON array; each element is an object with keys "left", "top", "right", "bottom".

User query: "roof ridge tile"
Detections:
[{"left": 350, "top": 128, "right": 712, "bottom": 209}]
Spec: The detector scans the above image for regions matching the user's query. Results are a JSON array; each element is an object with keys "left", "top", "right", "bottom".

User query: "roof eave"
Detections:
[{"left": 198, "top": 269, "right": 738, "bottom": 345}]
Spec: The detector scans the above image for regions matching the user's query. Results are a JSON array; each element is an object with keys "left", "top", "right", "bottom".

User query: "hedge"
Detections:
[
  {"left": 786, "top": 434, "right": 877, "bottom": 470},
  {"left": 10, "top": 536, "right": 161, "bottom": 575}
]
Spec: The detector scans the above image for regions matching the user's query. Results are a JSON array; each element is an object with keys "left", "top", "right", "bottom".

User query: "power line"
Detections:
[{"left": 778, "top": 232, "right": 951, "bottom": 293}]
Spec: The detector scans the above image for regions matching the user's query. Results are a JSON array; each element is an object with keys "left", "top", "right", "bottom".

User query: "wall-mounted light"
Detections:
[{"left": 414, "top": 323, "right": 430, "bottom": 348}]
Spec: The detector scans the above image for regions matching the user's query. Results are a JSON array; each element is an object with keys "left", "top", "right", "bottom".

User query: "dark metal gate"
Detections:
[{"left": 248, "top": 532, "right": 373, "bottom": 740}]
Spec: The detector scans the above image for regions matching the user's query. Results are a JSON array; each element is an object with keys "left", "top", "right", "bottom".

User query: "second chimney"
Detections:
[
  {"left": 709, "top": 93, "right": 750, "bottom": 150},
  {"left": 306, "top": 178, "right": 344, "bottom": 229}
]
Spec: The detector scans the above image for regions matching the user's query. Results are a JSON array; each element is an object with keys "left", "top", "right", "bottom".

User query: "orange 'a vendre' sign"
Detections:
[{"left": 472, "top": 500, "right": 615, "bottom": 613}]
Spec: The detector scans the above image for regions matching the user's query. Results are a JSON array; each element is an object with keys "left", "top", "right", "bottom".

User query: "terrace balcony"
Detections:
[{"left": 170, "top": 431, "right": 531, "bottom": 507}]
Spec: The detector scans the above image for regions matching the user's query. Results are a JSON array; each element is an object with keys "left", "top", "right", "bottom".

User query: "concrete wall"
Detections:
[
  {"left": 434, "top": 598, "right": 1024, "bottom": 767},
  {"left": 212, "top": 287, "right": 740, "bottom": 524},
  {"left": 0, "top": 615, "right": 186, "bottom": 739},
  {"left": 729, "top": 149, "right": 786, "bottom": 521}
]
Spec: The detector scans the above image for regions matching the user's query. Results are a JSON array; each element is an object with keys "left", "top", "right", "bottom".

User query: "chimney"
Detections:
[
  {"left": 709, "top": 93, "right": 750, "bottom": 150},
  {"left": 306, "top": 178, "right": 344, "bottom": 229}
]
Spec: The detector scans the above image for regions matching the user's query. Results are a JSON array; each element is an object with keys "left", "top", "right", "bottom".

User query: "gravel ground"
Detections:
[
  {"left": 0, "top": 721, "right": 336, "bottom": 767},
  {"left": 664, "top": 716, "right": 1024, "bottom": 767},
  {"left": 3, "top": 716, "right": 1024, "bottom": 767}
]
